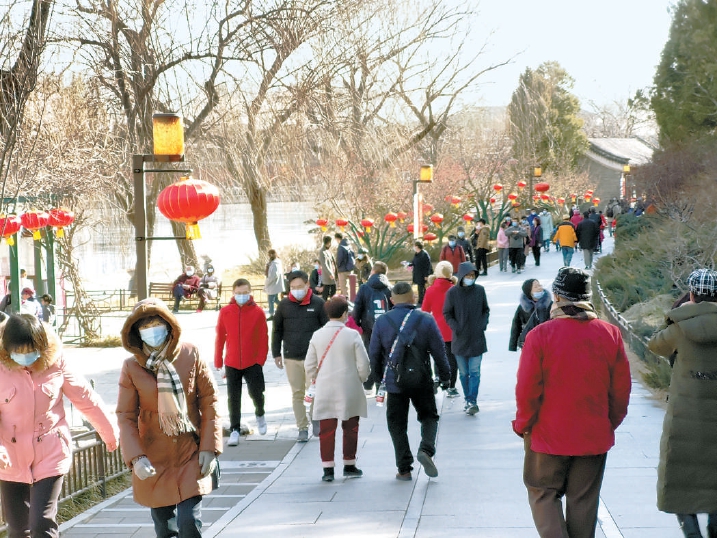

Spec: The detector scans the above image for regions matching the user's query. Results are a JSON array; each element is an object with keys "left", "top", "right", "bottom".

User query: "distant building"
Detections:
[{"left": 579, "top": 138, "right": 655, "bottom": 201}]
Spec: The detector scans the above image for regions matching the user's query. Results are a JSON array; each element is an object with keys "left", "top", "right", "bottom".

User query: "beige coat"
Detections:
[{"left": 304, "top": 321, "right": 370, "bottom": 421}]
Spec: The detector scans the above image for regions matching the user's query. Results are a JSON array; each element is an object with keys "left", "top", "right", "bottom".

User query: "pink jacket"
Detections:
[
  {"left": 496, "top": 228, "right": 509, "bottom": 249},
  {"left": 0, "top": 328, "right": 118, "bottom": 484}
]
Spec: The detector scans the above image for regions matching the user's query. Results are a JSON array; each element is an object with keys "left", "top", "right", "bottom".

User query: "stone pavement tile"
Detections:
[
  {"left": 416, "top": 516, "right": 536, "bottom": 537},
  {"left": 621, "top": 529, "right": 680, "bottom": 538},
  {"left": 131, "top": 528, "right": 158, "bottom": 538}
]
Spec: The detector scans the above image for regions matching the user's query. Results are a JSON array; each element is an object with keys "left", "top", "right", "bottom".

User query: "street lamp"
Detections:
[
  {"left": 412, "top": 165, "right": 433, "bottom": 240},
  {"left": 530, "top": 166, "right": 542, "bottom": 200},
  {"left": 621, "top": 164, "right": 631, "bottom": 199},
  {"left": 133, "top": 113, "right": 191, "bottom": 300}
]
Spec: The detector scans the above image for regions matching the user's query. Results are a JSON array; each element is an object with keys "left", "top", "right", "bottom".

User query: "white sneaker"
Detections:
[
  {"left": 227, "top": 430, "right": 240, "bottom": 446},
  {"left": 256, "top": 415, "right": 267, "bottom": 436}
]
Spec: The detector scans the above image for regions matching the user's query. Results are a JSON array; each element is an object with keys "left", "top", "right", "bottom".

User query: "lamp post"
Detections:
[
  {"left": 621, "top": 164, "right": 630, "bottom": 200},
  {"left": 133, "top": 113, "right": 191, "bottom": 301},
  {"left": 530, "top": 166, "right": 542, "bottom": 203},
  {"left": 412, "top": 165, "right": 433, "bottom": 240}
]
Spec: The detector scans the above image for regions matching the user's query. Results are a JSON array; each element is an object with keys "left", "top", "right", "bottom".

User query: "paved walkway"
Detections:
[{"left": 60, "top": 237, "right": 684, "bottom": 537}]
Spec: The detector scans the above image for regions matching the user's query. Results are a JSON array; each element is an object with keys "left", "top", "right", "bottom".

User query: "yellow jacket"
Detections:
[{"left": 552, "top": 222, "right": 577, "bottom": 247}]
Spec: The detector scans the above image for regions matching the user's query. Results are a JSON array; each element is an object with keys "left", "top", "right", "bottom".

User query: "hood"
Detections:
[
  {"left": 121, "top": 298, "right": 182, "bottom": 366},
  {"left": 455, "top": 261, "right": 477, "bottom": 283},
  {"left": 368, "top": 273, "right": 391, "bottom": 291},
  {"left": 520, "top": 289, "right": 553, "bottom": 313},
  {"left": 0, "top": 321, "right": 62, "bottom": 373},
  {"left": 667, "top": 302, "right": 717, "bottom": 344}
]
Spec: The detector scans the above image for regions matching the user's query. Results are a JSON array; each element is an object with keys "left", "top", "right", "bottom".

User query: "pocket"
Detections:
[{"left": 0, "top": 387, "right": 16, "bottom": 405}]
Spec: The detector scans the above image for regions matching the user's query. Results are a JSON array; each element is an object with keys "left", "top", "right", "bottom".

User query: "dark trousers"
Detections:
[
  {"left": 226, "top": 364, "right": 266, "bottom": 432},
  {"left": 416, "top": 282, "right": 426, "bottom": 306},
  {"left": 386, "top": 388, "right": 439, "bottom": 474},
  {"left": 476, "top": 248, "right": 489, "bottom": 274},
  {"left": 445, "top": 341, "right": 458, "bottom": 388},
  {"left": 1, "top": 476, "right": 64, "bottom": 538},
  {"left": 532, "top": 245, "right": 541, "bottom": 266},
  {"left": 509, "top": 247, "right": 522, "bottom": 269},
  {"left": 321, "top": 284, "right": 336, "bottom": 301},
  {"left": 361, "top": 329, "right": 377, "bottom": 390},
  {"left": 319, "top": 417, "right": 360, "bottom": 466},
  {"left": 151, "top": 495, "right": 202, "bottom": 538},
  {"left": 523, "top": 436, "right": 607, "bottom": 538}
]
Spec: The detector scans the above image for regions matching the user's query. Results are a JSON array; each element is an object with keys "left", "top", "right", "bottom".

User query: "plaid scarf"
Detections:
[
  {"left": 143, "top": 345, "right": 195, "bottom": 437},
  {"left": 550, "top": 299, "right": 598, "bottom": 321}
]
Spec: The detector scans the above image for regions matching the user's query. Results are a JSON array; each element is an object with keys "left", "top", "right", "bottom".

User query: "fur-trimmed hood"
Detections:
[
  {"left": 0, "top": 321, "right": 62, "bottom": 372},
  {"left": 519, "top": 289, "right": 553, "bottom": 313},
  {"left": 121, "top": 298, "right": 182, "bottom": 366}
]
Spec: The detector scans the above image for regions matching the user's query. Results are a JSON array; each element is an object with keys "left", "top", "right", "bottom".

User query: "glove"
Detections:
[
  {"left": 0, "top": 445, "right": 11, "bottom": 469},
  {"left": 439, "top": 380, "right": 450, "bottom": 391},
  {"left": 199, "top": 451, "right": 217, "bottom": 478},
  {"left": 133, "top": 456, "right": 156, "bottom": 480}
]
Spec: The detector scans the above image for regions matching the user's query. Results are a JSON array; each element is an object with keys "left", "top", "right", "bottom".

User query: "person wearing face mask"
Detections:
[
  {"left": 354, "top": 247, "right": 373, "bottom": 285},
  {"left": 509, "top": 279, "right": 553, "bottom": 352},
  {"left": 197, "top": 265, "right": 221, "bottom": 312},
  {"left": 456, "top": 226, "right": 474, "bottom": 264},
  {"left": 318, "top": 236, "right": 338, "bottom": 300},
  {"left": 472, "top": 219, "right": 491, "bottom": 276},
  {"left": 309, "top": 258, "right": 323, "bottom": 295},
  {"left": 439, "top": 234, "right": 467, "bottom": 274},
  {"left": 171, "top": 265, "right": 201, "bottom": 313},
  {"left": 0, "top": 314, "right": 118, "bottom": 538},
  {"left": 407, "top": 240, "right": 433, "bottom": 307},
  {"left": 443, "top": 262, "right": 490, "bottom": 415},
  {"left": 118, "top": 298, "right": 222, "bottom": 537},
  {"left": 272, "top": 271, "right": 330, "bottom": 442},
  {"left": 505, "top": 220, "right": 529, "bottom": 274},
  {"left": 215, "top": 279, "right": 269, "bottom": 446},
  {"left": 264, "top": 249, "right": 284, "bottom": 320}
]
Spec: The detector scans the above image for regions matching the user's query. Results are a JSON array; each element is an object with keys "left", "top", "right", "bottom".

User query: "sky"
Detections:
[{"left": 464, "top": 0, "right": 676, "bottom": 108}]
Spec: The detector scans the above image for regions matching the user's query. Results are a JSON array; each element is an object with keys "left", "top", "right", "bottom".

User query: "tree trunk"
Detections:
[
  {"left": 171, "top": 220, "right": 198, "bottom": 269},
  {"left": 241, "top": 159, "right": 272, "bottom": 253}
]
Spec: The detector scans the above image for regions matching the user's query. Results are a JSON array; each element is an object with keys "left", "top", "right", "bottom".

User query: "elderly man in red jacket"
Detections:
[
  {"left": 513, "top": 267, "right": 631, "bottom": 538},
  {"left": 215, "top": 278, "right": 269, "bottom": 446}
]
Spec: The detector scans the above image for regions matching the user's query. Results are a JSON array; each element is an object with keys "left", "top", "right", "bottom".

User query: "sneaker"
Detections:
[
  {"left": 297, "top": 429, "right": 309, "bottom": 443},
  {"left": 195, "top": 308, "right": 202, "bottom": 313},
  {"left": 417, "top": 450, "right": 438, "bottom": 478},
  {"left": 227, "top": 430, "right": 240, "bottom": 446},
  {"left": 312, "top": 420, "right": 321, "bottom": 437},
  {"left": 364, "top": 388, "right": 374, "bottom": 397},
  {"left": 343, "top": 465, "right": 363, "bottom": 478},
  {"left": 446, "top": 388, "right": 459, "bottom": 398},
  {"left": 512, "top": 267, "right": 516, "bottom": 273},
  {"left": 466, "top": 403, "right": 480, "bottom": 416},
  {"left": 322, "top": 468, "right": 334, "bottom": 482},
  {"left": 266, "top": 316, "right": 274, "bottom": 321},
  {"left": 256, "top": 415, "right": 267, "bottom": 436},
  {"left": 172, "top": 309, "right": 179, "bottom": 314},
  {"left": 395, "top": 471, "right": 412, "bottom": 481}
]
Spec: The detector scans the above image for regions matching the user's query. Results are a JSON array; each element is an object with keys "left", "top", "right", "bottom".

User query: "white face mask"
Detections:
[
  {"left": 292, "top": 289, "right": 307, "bottom": 301},
  {"left": 185, "top": 270, "right": 194, "bottom": 277},
  {"left": 10, "top": 350, "right": 40, "bottom": 367},
  {"left": 235, "top": 293, "right": 250, "bottom": 305},
  {"left": 463, "top": 278, "right": 475, "bottom": 287},
  {"left": 139, "top": 325, "right": 168, "bottom": 348},
  {"left": 533, "top": 290, "right": 546, "bottom": 300}
]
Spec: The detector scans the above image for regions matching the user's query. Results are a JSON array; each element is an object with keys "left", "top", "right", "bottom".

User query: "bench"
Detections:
[{"left": 148, "top": 282, "right": 223, "bottom": 311}]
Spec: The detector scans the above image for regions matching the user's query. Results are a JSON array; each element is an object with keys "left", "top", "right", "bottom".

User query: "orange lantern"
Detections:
[
  {"left": 430, "top": 213, "right": 444, "bottom": 228},
  {"left": 517, "top": 180, "right": 527, "bottom": 189},
  {"left": 335, "top": 218, "right": 349, "bottom": 232},
  {"left": 21, "top": 210, "right": 50, "bottom": 240},
  {"left": 424, "top": 232, "right": 437, "bottom": 243},
  {"left": 384, "top": 212, "right": 398, "bottom": 228},
  {"left": 462, "top": 213, "right": 473, "bottom": 223},
  {"left": 157, "top": 176, "right": 220, "bottom": 239},
  {"left": 507, "top": 192, "right": 518, "bottom": 201},
  {"left": 396, "top": 211, "right": 408, "bottom": 223},
  {"left": 0, "top": 215, "right": 22, "bottom": 246},
  {"left": 450, "top": 196, "right": 462, "bottom": 207},
  {"left": 492, "top": 184, "right": 503, "bottom": 192},
  {"left": 557, "top": 197, "right": 565, "bottom": 206},
  {"left": 48, "top": 208, "right": 75, "bottom": 238},
  {"left": 534, "top": 182, "right": 550, "bottom": 193},
  {"left": 360, "top": 218, "right": 374, "bottom": 233},
  {"left": 422, "top": 203, "right": 433, "bottom": 215}
]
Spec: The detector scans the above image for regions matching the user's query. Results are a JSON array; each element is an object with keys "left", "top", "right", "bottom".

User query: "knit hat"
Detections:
[
  {"left": 552, "top": 267, "right": 591, "bottom": 302},
  {"left": 687, "top": 269, "right": 717, "bottom": 296},
  {"left": 428, "top": 261, "right": 458, "bottom": 286},
  {"left": 521, "top": 279, "right": 537, "bottom": 299},
  {"left": 457, "top": 226, "right": 465, "bottom": 232},
  {"left": 391, "top": 281, "right": 415, "bottom": 304}
]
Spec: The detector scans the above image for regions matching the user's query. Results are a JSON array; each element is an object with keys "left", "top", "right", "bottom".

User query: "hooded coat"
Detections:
[
  {"left": 443, "top": 262, "right": 490, "bottom": 357},
  {"left": 118, "top": 299, "right": 223, "bottom": 509},
  {"left": 352, "top": 273, "right": 392, "bottom": 332},
  {"left": 509, "top": 282, "right": 553, "bottom": 351},
  {"left": 648, "top": 301, "right": 717, "bottom": 514},
  {"left": 0, "top": 325, "right": 118, "bottom": 484}
]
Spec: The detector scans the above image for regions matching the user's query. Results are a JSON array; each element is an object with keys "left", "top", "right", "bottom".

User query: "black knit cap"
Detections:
[{"left": 552, "top": 267, "right": 591, "bottom": 302}]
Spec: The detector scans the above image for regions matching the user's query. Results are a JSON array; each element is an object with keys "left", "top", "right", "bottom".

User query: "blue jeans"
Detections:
[
  {"left": 454, "top": 355, "right": 483, "bottom": 404},
  {"left": 151, "top": 495, "right": 202, "bottom": 538},
  {"left": 561, "top": 246, "right": 574, "bottom": 267},
  {"left": 267, "top": 294, "right": 280, "bottom": 316}
]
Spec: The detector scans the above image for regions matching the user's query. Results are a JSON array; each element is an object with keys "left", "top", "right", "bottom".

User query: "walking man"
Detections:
[
  {"left": 514, "top": 267, "right": 631, "bottom": 538},
  {"left": 443, "top": 262, "right": 490, "bottom": 415},
  {"left": 439, "top": 234, "right": 466, "bottom": 274},
  {"left": 456, "top": 226, "right": 474, "bottom": 263},
  {"left": 335, "top": 232, "right": 355, "bottom": 296},
  {"left": 215, "top": 279, "right": 269, "bottom": 446},
  {"left": 272, "top": 271, "right": 329, "bottom": 442},
  {"left": 318, "top": 236, "right": 337, "bottom": 300},
  {"left": 369, "top": 282, "right": 450, "bottom": 481},
  {"left": 408, "top": 240, "right": 432, "bottom": 306},
  {"left": 473, "top": 219, "right": 490, "bottom": 276},
  {"left": 552, "top": 217, "right": 578, "bottom": 267},
  {"left": 576, "top": 212, "right": 600, "bottom": 270}
]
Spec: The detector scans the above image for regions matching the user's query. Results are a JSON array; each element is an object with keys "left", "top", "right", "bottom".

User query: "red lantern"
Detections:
[
  {"left": 534, "top": 182, "right": 550, "bottom": 193},
  {"left": 422, "top": 203, "right": 433, "bottom": 215},
  {"left": 540, "top": 194, "right": 550, "bottom": 201},
  {"left": 424, "top": 232, "right": 437, "bottom": 243},
  {"left": 586, "top": 189, "right": 594, "bottom": 196},
  {"left": 335, "top": 218, "right": 348, "bottom": 232},
  {"left": 360, "top": 218, "right": 374, "bottom": 233},
  {"left": 492, "top": 184, "right": 503, "bottom": 192},
  {"left": 557, "top": 197, "right": 565, "bottom": 206},
  {"left": 533, "top": 195, "right": 540, "bottom": 202},
  {"left": 584, "top": 194, "right": 592, "bottom": 202},
  {"left": 0, "top": 215, "right": 21, "bottom": 245},
  {"left": 593, "top": 197, "right": 601, "bottom": 207},
  {"left": 450, "top": 196, "right": 461, "bottom": 207},
  {"left": 157, "top": 176, "right": 221, "bottom": 239},
  {"left": 430, "top": 213, "right": 444, "bottom": 228},
  {"left": 315, "top": 218, "right": 329, "bottom": 231},
  {"left": 48, "top": 208, "right": 75, "bottom": 238},
  {"left": 507, "top": 192, "right": 518, "bottom": 201},
  {"left": 462, "top": 213, "right": 473, "bottom": 223},
  {"left": 384, "top": 212, "right": 398, "bottom": 228},
  {"left": 397, "top": 211, "right": 408, "bottom": 223},
  {"left": 21, "top": 210, "right": 50, "bottom": 240},
  {"left": 570, "top": 193, "right": 577, "bottom": 202},
  {"left": 422, "top": 224, "right": 429, "bottom": 233},
  {"left": 489, "top": 197, "right": 496, "bottom": 204},
  {"left": 517, "top": 180, "right": 527, "bottom": 189},
  {"left": 407, "top": 223, "right": 414, "bottom": 233}
]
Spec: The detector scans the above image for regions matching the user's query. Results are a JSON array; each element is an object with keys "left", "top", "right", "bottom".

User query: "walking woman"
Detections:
[
  {"left": 0, "top": 314, "right": 118, "bottom": 538},
  {"left": 496, "top": 221, "right": 510, "bottom": 272},
  {"left": 304, "top": 296, "right": 370, "bottom": 482},
  {"left": 509, "top": 279, "right": 553, "bottom": 352}
]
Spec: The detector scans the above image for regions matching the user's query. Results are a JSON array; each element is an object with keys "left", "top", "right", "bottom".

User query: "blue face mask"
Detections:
[
  {"left": 292, "top": 289, "right": 307, "bottom": 301},
  {"left": 139, "top": 325, "right": 168, "bottom": 348},
  {"left": 533, "top": 290, "right": 546, "bottom": 300},
  {"left": 235, "top": 293, "right": 250, "bottom": 305},
  {"left": 463, "top": 278, "right": 475, "bottom": 287},
  {"left": 10, "top": 350, "right": 40, "bottom": 367},
  {"left": 458, "top": 232, "right": 465, "bottom": 238},
  {"left": 449, "top": 241, "right": 456, "bottom": 247}
]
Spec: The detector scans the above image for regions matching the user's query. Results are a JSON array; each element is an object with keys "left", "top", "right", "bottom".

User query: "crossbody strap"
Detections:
[
  {"left": 381, "top": 311, "right": 413, "bottom": 384},
  {"left": 313, "top": 327, "right": 343, "bottom": 381}
]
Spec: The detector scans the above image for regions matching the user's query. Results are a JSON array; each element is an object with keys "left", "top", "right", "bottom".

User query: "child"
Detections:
[{"left": 40, "top": 294, "right": 56, "bottom": 326}]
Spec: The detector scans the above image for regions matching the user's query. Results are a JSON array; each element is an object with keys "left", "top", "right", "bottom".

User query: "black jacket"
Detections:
[
  {"left": 369, "top": 303, "right": 450, "bottom": 394},
  {"left": 409, "top": 249, "right": 432, "bottom": 285},
  {"left": 509, "top": 291, "right": 553, "bottom": 351},
  {"left": 576, "top": 218, "right": 600, "bottom": 250},
  {"left": 443, "top": 262, "right": 490, "bottom": 357},
  {"left": 456, "top": 236, "right": 474, "bottom": 262},
  {"left": 352, "top": 273, "right": 393, "bottom": 332},
  {"left": 271, "top": 291, "right": 329, "bottom": 359}
]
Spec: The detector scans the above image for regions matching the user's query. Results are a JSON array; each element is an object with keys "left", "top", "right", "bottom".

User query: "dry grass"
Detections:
[{"left": 56, "top": 473, "right": 132, "bottom": 524}]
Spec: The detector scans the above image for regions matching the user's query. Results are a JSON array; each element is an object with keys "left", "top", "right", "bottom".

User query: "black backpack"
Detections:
[
  {"left": 385, "top": 313, "right": 431, "bottom": 391},
  {"left": 606, "top": 206, "right": 614, "bottom": 218}
]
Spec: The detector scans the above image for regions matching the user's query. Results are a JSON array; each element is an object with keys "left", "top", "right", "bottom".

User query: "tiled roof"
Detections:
[{"left": 587, "top": 138, "right": 654, "bottom": 165}]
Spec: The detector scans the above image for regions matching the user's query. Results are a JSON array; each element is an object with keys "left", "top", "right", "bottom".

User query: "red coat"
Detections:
[
  {"left": 215, "top": 297, "right": 269, "bottom": 370},
  {"left": 421, "top": 277, "right": 454, "bottom": 342},
  {"left": 439, "top": 245, "right": 466, "bottom": 274},
  {"left": 513, "top": 317, "right": 631, "bottom": 456}
]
